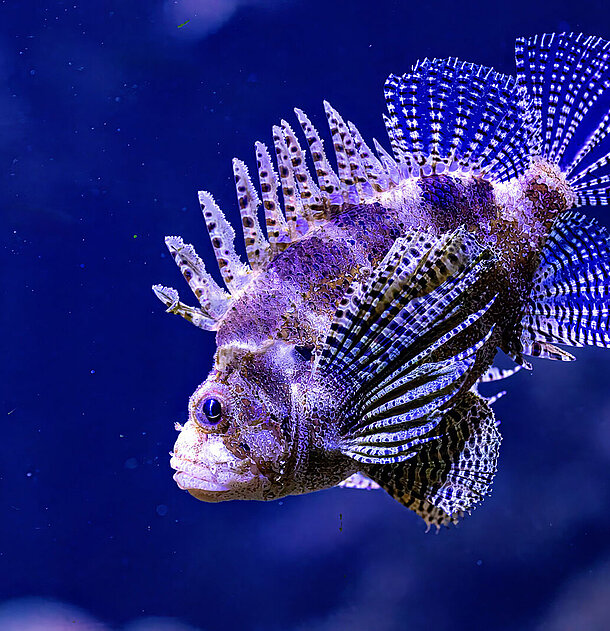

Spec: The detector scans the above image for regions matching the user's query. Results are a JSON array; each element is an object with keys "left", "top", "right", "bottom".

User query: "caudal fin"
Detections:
[
  {"left": 515, "top": 33, "right": 610, "bottom": 206},
  {"left": 517, "top": 211, "right": 610, "bottom": 358}
]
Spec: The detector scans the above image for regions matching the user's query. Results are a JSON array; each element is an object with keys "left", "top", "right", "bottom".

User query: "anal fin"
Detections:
[
  {"left": 364, "top": 392, "right": 501, "bottom": 529},
  {"left": 338, "top": 473, "right": 380, "bottom": 490}
]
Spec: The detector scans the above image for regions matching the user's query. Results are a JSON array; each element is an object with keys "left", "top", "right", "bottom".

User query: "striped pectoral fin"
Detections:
[
  {"left": 518, "top": 211, "right": 610, "bottom": 356},
  {"left": 364, "top": 392, "right": 501, "bottom": 529},
  {"left": 314, "top": 227, "right": 498, "bottom": 481}
]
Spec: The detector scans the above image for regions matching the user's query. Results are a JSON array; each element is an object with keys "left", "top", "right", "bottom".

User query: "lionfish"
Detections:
[{"left": 154, "top": 33, "right": 610, "bottom": 528}]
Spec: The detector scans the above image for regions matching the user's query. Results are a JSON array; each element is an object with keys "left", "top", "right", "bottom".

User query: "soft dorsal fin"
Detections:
[
  {"left": 313, "top": 228, "right": 497, "bottom": 465},
  {"left": 384, "top": 58, "right": 539, "bottom": 181},
  {"left": 515, "top": 33, "right": 610, "bottom": 205}
]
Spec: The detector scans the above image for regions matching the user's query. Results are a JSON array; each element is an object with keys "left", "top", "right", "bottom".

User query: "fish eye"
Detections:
[{"left": 201, "top": 398, "right": 222, "bottom": 424}]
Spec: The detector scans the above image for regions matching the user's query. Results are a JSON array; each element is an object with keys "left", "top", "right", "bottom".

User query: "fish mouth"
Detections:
[
  {"left": 170, "top": 456, "right": 267, "bottom": 502},
  {"left": 170, "top": 422, "right": 269, "bottom": 501}
]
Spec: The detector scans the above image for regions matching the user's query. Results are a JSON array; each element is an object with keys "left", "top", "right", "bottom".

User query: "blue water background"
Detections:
[{"left": 2, "top": 1, "right": 610, "bottom": 629}]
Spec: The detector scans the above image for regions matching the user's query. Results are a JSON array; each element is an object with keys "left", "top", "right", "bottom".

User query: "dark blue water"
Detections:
[{"left": 2, "top": 1, "right": 610, "bottom": 629}]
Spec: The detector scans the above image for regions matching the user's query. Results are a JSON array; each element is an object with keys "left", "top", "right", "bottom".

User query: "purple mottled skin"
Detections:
[
  {"left": 170, "top": 161, "right": 572, "bottom": 507},
  {"left": 158, "top": 33, "right": 610, "bottom": 527}
]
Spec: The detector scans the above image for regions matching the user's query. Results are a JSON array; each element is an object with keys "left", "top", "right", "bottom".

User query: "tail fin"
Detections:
[
  {"left": 515, "top": 33, "right": 610, "bottom": 205},
  {"left": 517, "top": 211, "right": 610, "bottom": 358}
]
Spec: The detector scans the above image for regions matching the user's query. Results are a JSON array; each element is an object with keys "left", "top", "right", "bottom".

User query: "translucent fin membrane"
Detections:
[
  {"left": 312, "top": 226, "right": 497, "bottom": 465},
  {"left": 519, "top": 211, "right": 610, "bottom": 355},
  {"left": 515, "top": 33, "right": 610, "bottom": 205},
  {"left": 383, "top": 58, "right": 540, "bottom": 182},
  {"left": 365, "top": 392, "right": 501, "bottom": 529}
]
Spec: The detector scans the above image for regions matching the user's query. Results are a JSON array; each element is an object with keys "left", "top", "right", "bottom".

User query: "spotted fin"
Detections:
[
  {"left": 384, "top": 58, "right": 539, "bottom": 181},
  {"left": 154, "top": 101, "right": 400, "bottom": 328},
  {"left": 313, "top": 228, "right": 497, "bottom": 465},
  {"left": 364, "top": 392, "right": 501, "bottom": 529},
  {"left": 519, "top": 211, "right": 610, "bottom": 356},
  {"left": 515, "top": 33, "right": 610, "bottom": 205},
  {"left": 337, "top": 473, "right": 380, "bottom": 490}
]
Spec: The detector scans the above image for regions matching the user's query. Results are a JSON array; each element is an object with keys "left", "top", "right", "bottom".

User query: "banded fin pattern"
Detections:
[
  {"left": 477, "top": 364, "right": 522, "bottom": 383},
  {"left": 313, "top": 228, "right": 497, "bottom": 464},
  {"left": 515, "top": 33, "right": 610, "bottom": 205},
  {"left": 366, "top": 392, "right": 501, "bottom": 528},
  {"left": 152, "top": 236, "right": 232, "bottom": 331},
  {"left": 155, "top": 102, "right": 403, "bottom": 328},
  {"left": 384, "top": 58, "right": 540, "bottom": 181},
  {"left": 519, "top": 211, "right": 610, "bottom": 355}
]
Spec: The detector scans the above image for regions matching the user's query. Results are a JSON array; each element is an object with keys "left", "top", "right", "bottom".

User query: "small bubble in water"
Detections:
[
  {"left": 124, "top": 457, "right": 138, "bottom": 469},
  {"left": 156, "top": 504, "right": 168, "bottom": 516}
]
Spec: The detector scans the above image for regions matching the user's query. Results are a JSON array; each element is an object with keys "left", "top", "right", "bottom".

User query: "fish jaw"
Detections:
[{"left": 170, "top": 420, "right": 271, "bottom": 501}]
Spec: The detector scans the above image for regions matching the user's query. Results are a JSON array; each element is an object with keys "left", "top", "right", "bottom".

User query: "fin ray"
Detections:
[
  {"left": 519, "top": 211, "right": 610, "bottom": 355},
  {"left": 365, "top": 392, "right": 501, "bottom": 528}
]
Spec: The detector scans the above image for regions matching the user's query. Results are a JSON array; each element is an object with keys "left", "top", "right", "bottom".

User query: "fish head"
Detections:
[{"left": 170, "top": 339, "right": 311, "bottom": 502}]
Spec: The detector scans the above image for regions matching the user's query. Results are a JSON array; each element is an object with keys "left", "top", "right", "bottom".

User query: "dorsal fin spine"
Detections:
[
  {"left": 254, "top": 141, "right": 291, "bottom": 253},
  {"left": 348, "top": 121, "right": 391, "bottom": 192},
  {"left": 198, "top": 191, "right": 251, "bottom": 294},
  {"left": 232, "top": 158, "right": 269, "bottom": 271},
  {"left": 280, "top": 119, "right": 325, "bottom": 225},
  {"left": 293, "top": 107, "right": 341, "bottom": 200},
  {"left": 152, "top": 284, "right": 220, "bottom": 330},
  {"left": 272, "top": 125, "right": 307, "bottom": 239},
  {"left": 323, "top": 101, "right": 354, "bottom": 190},
  {"left": 164, "top": 236, "right": 230, "bottom": 320}
]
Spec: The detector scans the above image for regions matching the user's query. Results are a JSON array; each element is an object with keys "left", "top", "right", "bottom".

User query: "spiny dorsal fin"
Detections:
[
  {"left": 324, "top": 101, "right": 371, "bottom": 202},
  {"left": 373, "top": 137, "right": 401, "bottom": 184},
  {"left": 280, "top": 119, "right": 324, "bottom": 224},
  {"left": 293, "top": 107, "right": 342, "bottom": 202},
  {"left": 152, "top": 284, "right": 222, "bottom": 331},
  {"left": 254, "top": 141, "right": 291, "bottom": 253},
  {"left": 198, "top": 191, "right": 251, "bottom": 295},
  {"left": 232, "top": 158, "right": 269, "bottom": 271},
  {"left": 347, "top": 121, "right": 391, "bottom": 192},
  {"left": 163, "top": 236, "right": 231, "bottom": 318},
  {"left": 272, "top": 124, "right": 309, "bottom": 239}
]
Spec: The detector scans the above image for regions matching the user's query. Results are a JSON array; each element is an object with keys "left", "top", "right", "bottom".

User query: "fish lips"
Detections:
[{"left": 170, "top": 422, "right": 270, "bottom": 501}]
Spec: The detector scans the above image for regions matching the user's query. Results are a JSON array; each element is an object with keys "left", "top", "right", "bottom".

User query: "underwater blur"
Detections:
[{"left": 2, "top": 1, "right": 610, "bottom": 630}]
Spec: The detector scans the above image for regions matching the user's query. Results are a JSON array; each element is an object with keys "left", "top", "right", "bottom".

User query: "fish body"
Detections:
[{"left": 156, "top": 33, "right": 610, "bottom": 527}]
